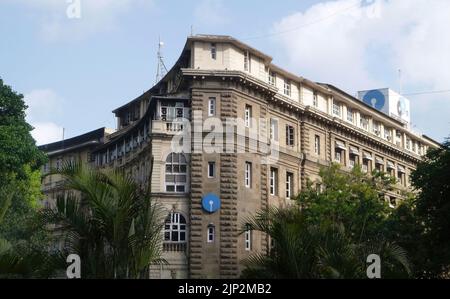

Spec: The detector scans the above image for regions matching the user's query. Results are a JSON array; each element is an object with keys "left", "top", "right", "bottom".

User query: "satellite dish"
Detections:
[{"left": 362, "top": 90, "right": 386, "bottom": 111}]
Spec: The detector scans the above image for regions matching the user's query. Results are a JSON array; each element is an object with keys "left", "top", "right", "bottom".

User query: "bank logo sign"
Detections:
[{"left": 202, "top": 193, "right": 221, "bottom": 213}]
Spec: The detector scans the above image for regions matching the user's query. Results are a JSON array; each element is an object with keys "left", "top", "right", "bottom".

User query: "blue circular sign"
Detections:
[
  {"left": 202, "top": 193, "right": 221, "bottom": 213},
  {"left": 363, "top": 90, "right": 385, "bottom": 110}
]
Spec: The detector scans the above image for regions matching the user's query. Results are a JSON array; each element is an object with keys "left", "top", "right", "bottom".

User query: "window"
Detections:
[
  {"left": 244, "top": 51, "right": 250, "bottom": 72},
  {"left": 211, "top": 43, "right": 217, "bottom": 60},
  {"left": 335, "top": 151, "right": 341, "bottom": 163},
  {"left": 397, "top": 171, "right": 404, "bottom": 185},
  {"left": 386, "top": 161, "right": 395, "bottom": 177},
  {"left": 314, "top": 135, "right": 320, "bottom": 155},
  {"left": 56, "top": 158, "right": 62, "bottom": 171},
  {"left": 164, "top": 212, "right": 187, "bottom": 242},
  {"left": 347, "top": 108, "right": 353, "bottom": 123},
  {"left": 406, "top": 138, "right": 411, "bottom": 150},
  {"left": 313, "top": 92, "right": 318, "bottom": 107},
  {"left": 373, "top": 121, "right": 381, "bottom": 136},
  {"left": 360, "top": 116, "right": 369, "bottom": 130},
  {"left": 286, "top": 172, "right": 294, "bottom": 199},
  {"left": 268, "top": 71, "right": 276, "bottom": 86},
  {"left": 389, "top": 197, "right": 397, "bottom": 209},
  {"left": 244, "top": 224, "right": 252, "bottom": 251},
  {"left": 385, "top": 128, "right": 392, "bottom": 141},
  {"left": 245, "top": 105, "right": 252, "bottom": 128},
  {"left": 160, "top": 101, "right": 189, "bottom": 122},
  {"left": 270, "top": 118, "right": 279, "bottom": 141},
  {"left": 375, "top": 159, "right": 384, "bottom": 172},
  {"left": 349, "top": 155, "right": 356, "bottom": 168},
  {"left": 165, "top": 153, "right": 188, "bottom": 193},
  {"left": 270, "top": 168, "right": 278, "bottom": 196},
  {"left": 208, "top": 162, "right": 215, "bottom": 178},
  {"left": 286, "top": 125, "right": 295, "bottom": 146},
  {"left": 284, "top": 80, "right": 291, "bottom": 96},
  {"left": 245, "top": 162, "right": 252, "bottom": 188},
  {"left": 208, "top": 97, "right": 216, "bottom": 116},
  {"left": 43, "top": 162, "right": 50, "bottom": 174},
  {"left": 333, "top": 101, "right": 341, "bottom": 116},
  {"left": 362, "top": 160, "right": 369, "bottom": 173},
  {"left": 207, "top": 225, "right": 215, "bottom": 243}
]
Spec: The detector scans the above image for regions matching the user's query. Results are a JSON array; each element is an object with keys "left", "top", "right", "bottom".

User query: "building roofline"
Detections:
[{"left": 38, "top": 127, "right": 112, "bottom": 155}]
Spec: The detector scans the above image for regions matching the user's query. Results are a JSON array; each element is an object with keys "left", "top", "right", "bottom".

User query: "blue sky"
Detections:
[{"left": 1, "top": 0, "right": 449, "bottom": 144}]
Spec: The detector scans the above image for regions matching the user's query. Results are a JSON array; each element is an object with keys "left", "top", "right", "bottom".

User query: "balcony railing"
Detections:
[
  {"left": 163, "top": 242, "right": 187, "bottom": 252},
  {"left": 152, "top": 120, "right": 187, "bottom": 135}
]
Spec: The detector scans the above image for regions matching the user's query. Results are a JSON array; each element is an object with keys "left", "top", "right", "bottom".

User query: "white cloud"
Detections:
[
  {"left": 194, "top": 0, "right": 230, "bottom": 27},
  {"left": 31, "top": 122, "right": 64, "bottom": 146},
  {"left": 272, "top": 0, "right": 450, "bottom": 141},
  {"left": 14, "top": 0, "right": 152, "bottom": 42},
  {"left": 24, "top": 89, "right": 64, "bottom": 145}
]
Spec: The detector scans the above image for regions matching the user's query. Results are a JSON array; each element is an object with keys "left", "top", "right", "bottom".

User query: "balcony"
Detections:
[
  {"left": 152, "top": 120, "right": 186, "bottom": 135},
  {"left": 163, "top": 242, "right": 187, "bottom": 252}
]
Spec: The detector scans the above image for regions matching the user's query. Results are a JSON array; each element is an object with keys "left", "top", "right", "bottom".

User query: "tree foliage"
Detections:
[
  {"left": 40, "top": 162, "right": 166, "bottom": 279},
  {"left": 242, "top": 164, "right": 412, "bottom": 279},
  {"left": 410, "top": 138, "right": 450, "bottom": 278}
]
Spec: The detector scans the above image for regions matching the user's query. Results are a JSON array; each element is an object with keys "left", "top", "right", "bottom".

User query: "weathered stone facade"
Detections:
[{"left": 40, "top": 35, "right": 440, "bottom": 279}]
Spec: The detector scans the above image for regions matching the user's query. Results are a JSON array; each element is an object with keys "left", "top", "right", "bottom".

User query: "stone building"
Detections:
[{"left": 39, "top": 34, "right": 440, "bottom": 279}]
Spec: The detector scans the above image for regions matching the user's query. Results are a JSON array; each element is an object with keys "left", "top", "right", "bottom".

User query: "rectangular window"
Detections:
[
  {"left": 244, "top": 50, "right": 250, "bottom": 72},
  {"left": 385, "top": 128, "right": 392, "bottom": 141},
  {"left": 286, "top": 125, "right": 295, "bottom": 146},
  {"left": 207, "top": 225, "right": 215, "bottom": 243},
  {"left": 373, "top": 121, "right": 381, "bottom": 136},
  {"left": 406, "top": 138, "right": 411, "bottom": 150},
  {"left": 245, "top": 225, "right": 252, "bottom": 251},
  {"left": 349, "top": 156, "right": 356, "bottom": 168},
  {"left": 268, "top": 71, "right": 276, "bottom": 86},
  {"left": 286, "top": 172, "right": 294, "bottom": 199},
  {"left": 211, "top": 43, "right": 217, "bottom": 60},
  {"left": 347, "top": 108, "right": 353, "bottom": 123},
  {"left": 270, "top": 118, "right": 279, "bottom": 141},
  {"left": 314, "top": 135, "right": 320, "bottom": 155},
  {"left": 270, "top": 168, "right": 278, "bottom": 196},
  {"left": 245, "top": 162, "right": 252, "bottom": 188},
  {"left": 313, "top": 92, "right": 318, "bottom": 107},
  {"left": 360, "top": 116, "right": 369, "bottom": 130},
  {"left": 284, "top": 79, "right": 291, "bottom": 96},
  {"left": 333, "top": 101, "right": 341, "bottom": 116},
  {"left": 245, "top": 105, "right": 252, "bottom": 128},
  {"left": 208, "top": 97, "right": 216, "bottom": 116},
  {"left": 362, "top": 160, "right": 369, "bottom": 173},
  {"left": 335, "top": 151, "right": 341, "bottom": 163},
  {"left": 397, "top": 171, "right": 404, "bottom": 185},
  {"left": 208, "top": 162, "right": 215, "bottom": 178}
]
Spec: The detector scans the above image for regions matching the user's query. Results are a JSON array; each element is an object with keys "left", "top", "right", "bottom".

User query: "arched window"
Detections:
[
  {"left": 165, "top": 153, "right": 187, "bottom": 193},
  {"left": 164, "top": 212, "right": 187, "bottom": 243}
]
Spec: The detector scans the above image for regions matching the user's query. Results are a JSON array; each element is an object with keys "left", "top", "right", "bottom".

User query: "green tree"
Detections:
[
  {"left": 41, "top": 162, "right": 166, "bottom": 279},
  {"left": 241, "top": 207, "right": 411, "bottom": 279},
  {"left": 0, "top": 78, "right": 55, "bottom": 278},
  {"left": 298, "top": 164, "right": 393, "bottom": 241},
  {"left": 242, "top": 164, "right": 411, "bottom": 279},
  {"left": 410, "top": 138, "right": 450, "bottom": 278}
]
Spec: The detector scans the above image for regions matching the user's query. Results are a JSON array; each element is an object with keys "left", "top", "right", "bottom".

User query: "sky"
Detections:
[{"left": 0, "top": 0, "right": 449, "bottom": 145}]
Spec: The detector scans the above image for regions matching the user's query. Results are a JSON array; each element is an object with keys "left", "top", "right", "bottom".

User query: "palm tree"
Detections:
[
  {"left": 41, "top": 161, "right": 166, "bottom": 279},
  {"left": 241, "top": 206, "right": 411, "bottom": 279}
]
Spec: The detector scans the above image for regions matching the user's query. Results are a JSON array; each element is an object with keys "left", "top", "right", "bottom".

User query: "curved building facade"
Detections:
[{"left": 40, "top": 35, "right": 440, "bottom": 279}]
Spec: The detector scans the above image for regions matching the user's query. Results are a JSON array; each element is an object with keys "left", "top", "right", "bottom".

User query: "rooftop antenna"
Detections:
[
  {"left": 398, "top": 69, "right": 403, "bottom": 95},
  {"left": 155, "top": 36, "right": 168, "bottom": 84},
  {"left": 190, "top": 25, "right": 194, "bottom": 37}
]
